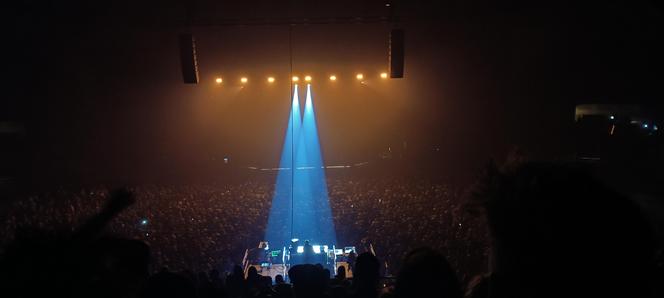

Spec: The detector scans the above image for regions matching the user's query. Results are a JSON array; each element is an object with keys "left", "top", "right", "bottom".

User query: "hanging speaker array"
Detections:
[
  {"left": 179, "top": 33, "right": 199, "bottom": 84},
  {"left": 389, "top": 29, "right": 404, "bottom": 78}
]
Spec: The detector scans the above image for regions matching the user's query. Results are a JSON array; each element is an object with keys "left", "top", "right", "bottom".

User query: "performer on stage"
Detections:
[{"left": 303, "top": 240, "right": 314, "bottom": 264}]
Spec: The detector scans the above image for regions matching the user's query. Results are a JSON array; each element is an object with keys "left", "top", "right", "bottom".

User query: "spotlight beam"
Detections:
[
  {"left": 296, "top": 84, "right": 337, "bottom": 245},
  {"left": 265, "top": 85, "right": 301, "bottom": 248},
  {"left": 265, "top": 84, "right": 337, "bottom": 252}
]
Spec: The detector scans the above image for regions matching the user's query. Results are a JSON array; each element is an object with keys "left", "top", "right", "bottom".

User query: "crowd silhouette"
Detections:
[
  {"left": 0, "top": 162, "right": 661, "bottom": 297},
  {"left": 0, "top": 175, "right": 488, "bottom": 281}
]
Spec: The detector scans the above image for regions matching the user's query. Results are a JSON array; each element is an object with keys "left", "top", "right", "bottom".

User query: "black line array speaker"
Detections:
[
  {"left": 389, "top": 29, "right": 404, "bottom": 78},
  {"left": 179, "top": 33, "right": 199, "bottom": 84}
]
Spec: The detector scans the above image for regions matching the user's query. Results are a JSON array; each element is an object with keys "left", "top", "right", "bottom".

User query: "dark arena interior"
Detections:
[{"left": 1, "top": 1, "right": 664, "bottom": 298}]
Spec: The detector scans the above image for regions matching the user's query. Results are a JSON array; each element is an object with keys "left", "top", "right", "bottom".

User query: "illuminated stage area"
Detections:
[{"left": 265, "top": 84, "right": 337, "bottom": 256}]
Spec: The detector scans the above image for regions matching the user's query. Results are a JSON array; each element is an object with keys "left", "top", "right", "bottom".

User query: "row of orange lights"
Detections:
[{"left": 214, "top": 72, "right": 389, "bottom": 84}]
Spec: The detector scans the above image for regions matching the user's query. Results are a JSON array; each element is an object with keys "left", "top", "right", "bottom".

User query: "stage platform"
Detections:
[{"left": 241, "top": 241, "right": 358, "bottom": 281}]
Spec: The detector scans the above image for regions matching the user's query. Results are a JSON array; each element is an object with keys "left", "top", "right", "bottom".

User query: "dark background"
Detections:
[{"left": 2, "top": 0, "right": 663, "bottom": 189}]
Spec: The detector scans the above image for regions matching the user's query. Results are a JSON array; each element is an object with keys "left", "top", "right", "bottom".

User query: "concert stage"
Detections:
[{"left": 242, "top": 241, "right": 357, "bottom": 280}]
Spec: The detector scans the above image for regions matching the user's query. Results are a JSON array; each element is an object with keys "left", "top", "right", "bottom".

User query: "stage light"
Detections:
[
  {"left": 313, "top": 245, "right": 321, "bottom": 254},
  {"left": 609, "top": 115, "right": 615, "bottom": 120},
  {"left": 356, "top": 73, "right": 364, "bottom": 80},
  {"left": 380, "top": 72, "right": 388, "bottom": 79},
  {"left": 304, "top": 75, "right": 312, "bottom": 82},
  {"left": 292, "top": 76, "right": 299, "bottom": 82},
  {"left": 329, "top": 75, "right": 337, "bottom": 81},
  {"left": 643, "top": 123, "right": 649, "bottom": 128},
  {"left": 297, "top": 246, "right": 304, "bottom": 253},
  {"left": 267, "top": 77, "right": 275, "bottom": 83},
  {"left": 241, "top": 77, "right": 248, "bottom": 83},
  {"left": 215, "top": 77, "right": 223, "bottom": 84}
]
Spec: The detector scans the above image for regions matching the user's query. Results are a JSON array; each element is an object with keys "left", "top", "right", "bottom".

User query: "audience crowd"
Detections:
[
  {"left": 0, "top": 163, "right": 661, "bottom": 298},
  {"left": 0, "top": 175, "right": 488, "bottom": 281}
]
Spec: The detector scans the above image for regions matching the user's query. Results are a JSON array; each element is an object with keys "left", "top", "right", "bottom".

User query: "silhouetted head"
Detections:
[
  {"left": 275, "top": 274, "right": 285, "bottom": 284},
  {"left": 260, "top": 275, "right": 273, "bottom": 288},
  {"left": 473, "top": 162, "right": 656, "bottom": 297},
  {"left": 336, "top": 266, "right": 346, "bottom": 279},
  {"left": 354, "top": 252, "right": 380, "bottom": 293},
  {"left": 395, "top": 247, "right": 462, "bottom": 298},
  {"left": 247, "top": 266, "right": 259, "bottom": 280},
  {"left": 288, "top": 264, "right": 327, "bottom": 298}
]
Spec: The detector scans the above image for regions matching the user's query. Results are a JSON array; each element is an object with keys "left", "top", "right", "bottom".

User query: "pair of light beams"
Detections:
[{"left": 265, "top": 84, "right": 337, "bottom": 250}]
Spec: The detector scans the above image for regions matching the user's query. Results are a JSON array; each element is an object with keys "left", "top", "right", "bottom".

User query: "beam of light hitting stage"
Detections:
[
  {"left": 292, "top": 84, "right": 337, "bottom": 246},
  {"left": 265, "top": 85, "right": 301, "bottom": 249},
  {"left": 265, "top": 84, "right": 337, "bottom": 252}
]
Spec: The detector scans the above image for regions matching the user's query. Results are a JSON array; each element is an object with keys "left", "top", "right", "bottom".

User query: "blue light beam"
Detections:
[
  {"left": 266, "top": 85, "right": 301, "bottom": 248},
  {"left": 294, "top": 84, "right": 336, "bottom": 245},
  {"left": 265, "top": 84, "right": 337, "bottom": 251},
  {"left": 291, "top": 84, "right": 337, "bottom": 245}
]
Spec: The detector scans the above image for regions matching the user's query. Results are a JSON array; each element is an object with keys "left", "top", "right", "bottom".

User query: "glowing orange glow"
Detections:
[
  {"left": 240, "top": 77, "right": 248, "bottom": 83},
  {"left": 356, "top": 73, "right": 364, "bottom": 80},
  {"left": 304, "top": 75, "right": 312, "bottom": 82},
  {"left": 380, "top": 72, "right": 388, "bottom": 79},
  {"left": 267, "top": 77, "right": 275, "bottom": 83},
  {"left": 329, "top": 75, "right": 337, "bottom": 81},
  {"left": 292, "top": 76, "right": 299, "bottom": 82}
]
